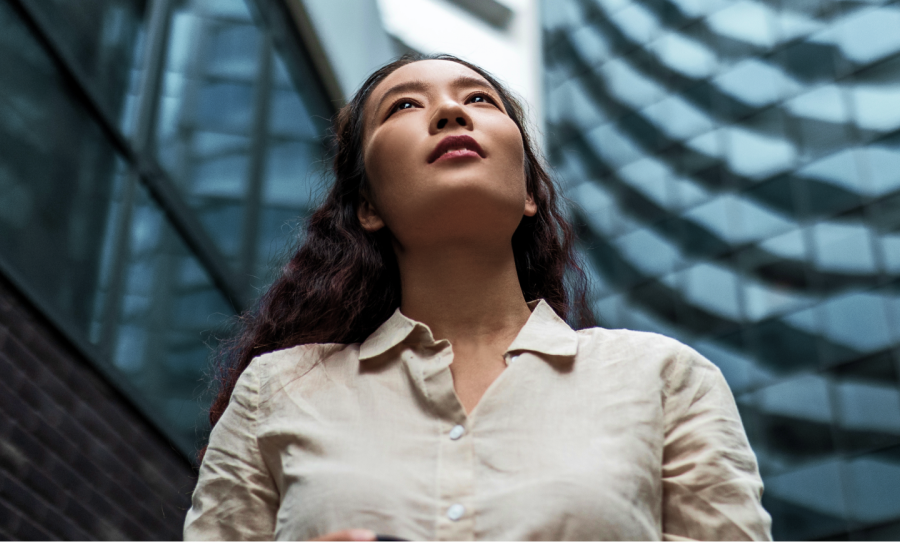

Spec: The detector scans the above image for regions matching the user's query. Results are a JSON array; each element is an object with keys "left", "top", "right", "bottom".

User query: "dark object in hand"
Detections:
[{"left": 375, "top": 535, "right": 409, "bottom": 541}]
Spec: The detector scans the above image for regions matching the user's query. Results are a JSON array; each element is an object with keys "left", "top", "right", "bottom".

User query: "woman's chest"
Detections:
[{"left": 259, "top": 368, "right": 666, "bottom": 540}]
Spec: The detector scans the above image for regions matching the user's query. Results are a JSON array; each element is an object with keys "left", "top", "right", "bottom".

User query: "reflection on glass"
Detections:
[
  {"left": 724, "top": 125, "right": 796, "bottom": 179},
  {"left": 586, "top": 123, "right": 643, "bottom": 170},
  {"left": 0, "top": 2, "right": 125, "bottom": 343},
  {"left": 113, "top": 183, "right": 232, "bottom": 453},
  {"left": 0, "top": 0, "right": 246, "bottom": 458},
  {"left": 153, "top": 0, "right": 328, "bottom": 287},
  {"left": 835, "top": 380, "right": 900, "bottom": 435},
  {"left": 742, "top": 276, "right": 811, "bottom": 322},
  {"left": 613, "top": 227, "right": 683, "bottom": 277},
  {"left": 695, "top": 336, "right": 774, "bottom": 393},
  {"left": 548, "top": 77, "right": 607, "bottom": 131},
  {"left": 853, "top": 81, "right": 900, "bottom": 133},
  {"left": 812, "top": 222, "right": 878, "bottom": 274},
  {"left": 686, "top": 193, "right": 793, "bottom": 244},
  {"left": 593, "top": 293, "right": 624, "bottom": 329},
  {"left": 820, "top": 291, "right": 893, "bottom": 360},
  {"left": 785, "top": 85, "right": 849, "bottom": 124},
  {"left": 764, "top": 459, "right": 847, "bottom": 540},
  {"left": 641, "top": 94, "right": 713, "bottom": 142},
  {"left": 707, "top": 1, "right": 778, "bottom": 48},
  {"left": 813, "top": 7, "right": 900, "bottom": 65},
  {"left": 650, "top": 31, "right": 717, "bottom": 80},
  {"left": 569, "top": 24, "right": 610, "bottom": 67},
  {"left": 618, "top": 157, "right": 673, "bottom": 208},
  {"left": 606, "top": 2, "right": 659, "bottom": 45},
  {"left": 714, "top": 59, "right": 800, "bottom": 107},
  {"left": 154, "top": 0, "right": 260, "bottom": 267},
  {"left": 599, "top": 58, "right": 666, "bottom": 111},
  {"left": 26, "top": 0, "right": 146, "bottom": 121},
  {"left": 250, "top": 51, "right": 329, "bottom": 287},
  {"left": 844, "top": 452, "right": 900, "bottom": 526},
  {"left": 678, "top": 261, "right": 742, "bottom": 320}
]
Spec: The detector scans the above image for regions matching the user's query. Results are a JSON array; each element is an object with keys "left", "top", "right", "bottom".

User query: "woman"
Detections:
[{"left": 184, "top": 54, "right": 772, "bottom": 541}]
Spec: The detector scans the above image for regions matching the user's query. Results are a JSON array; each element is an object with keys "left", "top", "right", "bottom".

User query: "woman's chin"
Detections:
[{"left": 393, "top": 209, "right": 524, "bottom": 252}]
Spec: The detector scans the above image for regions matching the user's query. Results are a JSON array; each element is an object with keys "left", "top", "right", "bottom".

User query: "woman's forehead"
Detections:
[{"left": 383, "top": 60, "right": 486, "bottom": 87}]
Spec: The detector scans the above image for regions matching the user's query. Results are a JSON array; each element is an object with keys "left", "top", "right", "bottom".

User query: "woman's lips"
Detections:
[
  {"left": 427, "top": 135, "right": 485, "bottom": 164},
  {"left": 433, "top": 148, "right": 481, "bottom": 163}
]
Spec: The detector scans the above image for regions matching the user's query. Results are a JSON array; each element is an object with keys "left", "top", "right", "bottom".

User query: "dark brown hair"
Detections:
[{"left": 200, "top": 54, "right": 593, "bottom": 462}]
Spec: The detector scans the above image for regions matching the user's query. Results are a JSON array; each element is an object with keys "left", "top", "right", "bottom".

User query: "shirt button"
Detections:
[
  {"left": 449, "top": 424, "right": 465, "bottom": 440},
  {"left": 446, "top": 503, "right": 465, "bottom": 521}
]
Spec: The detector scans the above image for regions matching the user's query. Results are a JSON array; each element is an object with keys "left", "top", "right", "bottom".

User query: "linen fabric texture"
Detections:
[{"left": 184, "top": 300, "right": 772, "bottom": 541}]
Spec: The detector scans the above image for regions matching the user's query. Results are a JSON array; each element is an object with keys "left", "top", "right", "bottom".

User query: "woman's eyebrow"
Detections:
[
  {"left": 375, "top": 79, "right": 430, "bottom": 113},
  {"left": 450, "top": 75, "right": 495, "bottom": 93}
]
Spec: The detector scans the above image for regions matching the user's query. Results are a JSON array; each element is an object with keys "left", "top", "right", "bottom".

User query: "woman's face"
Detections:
[{"left": 360, "top": 60, "right": 536, "bottom": 252}]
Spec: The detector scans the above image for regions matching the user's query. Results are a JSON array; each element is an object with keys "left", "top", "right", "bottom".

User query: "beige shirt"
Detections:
[{"left": 184, "top": 300, "right": 772, "bottom": 541}]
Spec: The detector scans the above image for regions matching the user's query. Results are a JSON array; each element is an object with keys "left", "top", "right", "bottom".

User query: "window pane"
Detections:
[
  {"left": 153, "top": 1, "right": 329, "bottom": 284},
  {"left": 26, "top": 0, "right": 146, "bottom": 121},
  {"left": 0, "top": 3, "right": 124, "bottom": 344},
  {"left": 845, "top": 450, "right": 900, "bottom": 528},
  {"left": 154, "top": 2, "right": 262, "bottom": 267},
  {"left": 112, "top": 183, "right": 232, "bottom": 454},
  {"left": 0, "top": 0, "right": 235, "bottom": 459}
]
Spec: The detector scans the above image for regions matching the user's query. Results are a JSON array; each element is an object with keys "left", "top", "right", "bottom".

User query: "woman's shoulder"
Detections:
[
  {"left": 574, "top": 326, "right": 721, "bottom": 378},
  {"left": 575, "top": 327, "right": 727, "bottom": 413},
  {"left": 576, "top": 326, "right": 687, "bottom": 354},
  {"left": 250, "top": 342, "right": 361, "bottom": 375}
]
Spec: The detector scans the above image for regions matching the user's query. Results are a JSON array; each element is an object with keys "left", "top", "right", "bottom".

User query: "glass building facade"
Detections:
[
  {"left": 0, "top": 0, "right": 333, "bottom": 460},
  {"left": 543, "top": 0, "right": 900, "bottom": 539}
]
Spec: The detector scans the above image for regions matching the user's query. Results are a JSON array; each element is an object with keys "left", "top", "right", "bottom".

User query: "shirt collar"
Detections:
[
  {"left": 506, "top": 299, "right": 579, "bottom": 357},
  {"left": 358, "top": 299, "right": 579, "bottom": 361}
]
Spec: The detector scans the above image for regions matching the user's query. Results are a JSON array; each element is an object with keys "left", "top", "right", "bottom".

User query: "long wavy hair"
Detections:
[{"left": 200, "top": 54, "right": 594, "bottom": 462}]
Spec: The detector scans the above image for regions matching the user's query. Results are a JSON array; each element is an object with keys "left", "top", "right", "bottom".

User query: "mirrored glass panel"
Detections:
[
  {"left": 0, "top": 1, "right": 126, "bottom": 345},
  {"left": 154, "top": 0, "right": 261, "bottom": 268},
  {"left": 111, "top": 182, "right": 232, "bottom": 453},
  {"left": 0, "top": 0, "right": 334, "bottom": 462},
  {"left": 24, "top": 0, "right": 146, "bottom": 121},
  {"left": 153, "top": 0, "right": 329, "bottom": 290}
]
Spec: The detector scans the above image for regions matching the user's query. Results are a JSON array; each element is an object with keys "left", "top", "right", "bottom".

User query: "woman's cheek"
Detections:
[
  {"left": 495, "top": 122, "right": 527, "bottom": 190},
  {"left": 366, "top": 129, "right": 419, "bottom": 191}
]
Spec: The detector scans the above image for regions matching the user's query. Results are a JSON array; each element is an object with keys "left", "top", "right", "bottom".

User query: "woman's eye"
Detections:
[
  {"left": 391, "top": 100, "right": 416, "bottom": 114},
  {"left": 468, "top": 93, "right": 497, "bottom": 106}
]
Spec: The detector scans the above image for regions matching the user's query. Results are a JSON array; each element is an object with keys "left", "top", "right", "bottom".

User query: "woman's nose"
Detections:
[
  {"left": 436, "top": 117, "right": 466, "bottom": 129},
  {"left": 430, "top": 102, "right": 473, "bottom": 133}
]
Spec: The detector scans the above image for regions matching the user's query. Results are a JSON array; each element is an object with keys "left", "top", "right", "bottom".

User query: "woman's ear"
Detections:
[
  {"left": 524, "top": 192, "right": 538, "bottom": 217},
  {"left": 357, "top": 197, "right": 386, "bottom": 232}
]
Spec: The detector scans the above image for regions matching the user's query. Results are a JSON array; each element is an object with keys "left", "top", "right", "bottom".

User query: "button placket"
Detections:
[{"left": 436, "top": 416, "right": 475, "bottom": 540}]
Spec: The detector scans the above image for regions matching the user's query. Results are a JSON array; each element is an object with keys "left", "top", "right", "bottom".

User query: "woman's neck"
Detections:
[{"left": 396, "top": 242, "right": 532, "bottom": 348}]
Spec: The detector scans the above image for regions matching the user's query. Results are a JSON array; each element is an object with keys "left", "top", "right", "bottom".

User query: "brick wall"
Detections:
[{"left": 0, "top": 276, "right": 197, "bottom": 540}]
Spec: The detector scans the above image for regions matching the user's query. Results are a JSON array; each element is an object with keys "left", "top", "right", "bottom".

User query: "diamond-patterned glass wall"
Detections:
[{"left": 542, "top": 0, "right": 900, "bottom": 539}]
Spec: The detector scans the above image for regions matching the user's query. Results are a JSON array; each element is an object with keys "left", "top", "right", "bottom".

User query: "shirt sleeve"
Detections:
[
  {"left": 184, "top": 358, "right": 280, "bottom": 540},
  {"left": 661, "top": 345, "right": 772, "bottom": 541}
]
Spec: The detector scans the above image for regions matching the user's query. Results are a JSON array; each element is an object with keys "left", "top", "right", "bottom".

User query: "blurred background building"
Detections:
[
  {"left": 544, "top": 0, "right": 900, "bottom": 539},
  {"left": 1, "top": 0, "right": 899, "bottom": 539}
]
